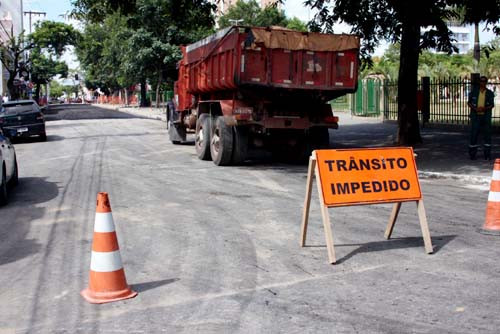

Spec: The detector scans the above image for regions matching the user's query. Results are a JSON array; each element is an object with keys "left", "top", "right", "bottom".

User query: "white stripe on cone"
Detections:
[
  {"left": 488, "top": 191, "right": 500, "bottom": 202},
  {"left": 94, "top": 212, "right": 116, "bottom": 233},
  {"left": 492, "top": 170, "right": 500, "bottom": 181},
  {"left": 90, "top": 250, "right": 123, "bottom": 272}
]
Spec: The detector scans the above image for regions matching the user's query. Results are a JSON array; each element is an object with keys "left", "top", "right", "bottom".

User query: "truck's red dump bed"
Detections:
[{"left": 180, "top": 26, "right": 360, "bottom": 95}]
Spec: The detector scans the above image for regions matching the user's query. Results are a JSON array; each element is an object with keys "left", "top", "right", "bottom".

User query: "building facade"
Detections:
[
  {"left": 0, "top": 0, "right": 24, "bottom": 96},
  {"left": 447, "top": 21, "right": 472, "bottom": 54}
]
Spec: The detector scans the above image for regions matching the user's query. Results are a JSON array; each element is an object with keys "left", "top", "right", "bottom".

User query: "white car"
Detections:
[{"left": 0, "top": 127, "right": 18, "bottom": 205}]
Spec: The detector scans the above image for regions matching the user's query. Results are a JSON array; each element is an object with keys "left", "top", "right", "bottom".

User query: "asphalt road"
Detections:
[{"left": 1, "top": 105, "right": 499, "bottom": 333}]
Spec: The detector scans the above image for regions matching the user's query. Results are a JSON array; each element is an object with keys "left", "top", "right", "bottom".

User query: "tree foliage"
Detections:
[
  {"left": 74, "top": 0, "right": 216, "bottom": 106},
  {"left": 0, "top": 33, "right": 31, "bottom": 99},
  {"left": 306, "top": 0, "right": 500, "bottom": 145},
  {"left": 0, "top": 21, "right": 78, "bottom": 99},
  {"left": 218, "top": 0, "right": 307, "bottom": 31}
]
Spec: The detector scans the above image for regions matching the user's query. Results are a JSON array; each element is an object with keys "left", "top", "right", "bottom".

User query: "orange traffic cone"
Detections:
[
  {"left": 481, "top": 159, "right": 500, "bottom": 235},
  {"left": 81, "top": 192, "right": 138, "bottom": 303}
]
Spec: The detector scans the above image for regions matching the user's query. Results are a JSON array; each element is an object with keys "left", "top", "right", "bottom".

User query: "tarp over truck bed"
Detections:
[{"left": 249, "top": 26, "right": 359, "bottom": 52}]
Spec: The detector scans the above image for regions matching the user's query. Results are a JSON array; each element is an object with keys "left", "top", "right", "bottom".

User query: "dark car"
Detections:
[
  {"left": 0, "top": 127, "right": 18, "bottom": 205},
  {"left": 0, "top": 100, "right": 46, "bottom": 141}
]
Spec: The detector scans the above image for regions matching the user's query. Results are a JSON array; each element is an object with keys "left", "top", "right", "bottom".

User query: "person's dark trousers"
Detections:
[{"left": 469, "top": 111, "right": 492, "bottom": 160}]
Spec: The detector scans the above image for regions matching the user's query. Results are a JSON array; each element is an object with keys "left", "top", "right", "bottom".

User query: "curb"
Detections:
[{"left": 418, "top": 171, "right": 490, "bottom": 185}]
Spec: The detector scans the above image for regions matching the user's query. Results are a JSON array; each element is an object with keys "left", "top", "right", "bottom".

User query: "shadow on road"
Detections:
[
  {"left": 332, "top": 234, "right": 456, "bottom": 264},
  {"left": 131, "top": 278, "right": 180, "bottom": 293},
  {"left": 9, "top": 177, "right": 60, "bottom": 205},
  {"left": 0, "top": 177, "right": 59, "bottom": 266}
]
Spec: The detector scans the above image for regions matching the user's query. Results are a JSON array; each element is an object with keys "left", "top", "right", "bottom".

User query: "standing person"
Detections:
[{"left": 468, "top": 76, "right": 495, "bottom": 160}]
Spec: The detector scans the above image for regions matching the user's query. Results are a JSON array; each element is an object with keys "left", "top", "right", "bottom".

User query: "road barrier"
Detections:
[
  {"left": 481, "top": 159, "right": 500, "bottom": 235},
  {"left": 301, "top": 148, "right": 433, "bottom": 264},
  {"left": 81, "top": 192, "right": 137, "bottom": 304}
]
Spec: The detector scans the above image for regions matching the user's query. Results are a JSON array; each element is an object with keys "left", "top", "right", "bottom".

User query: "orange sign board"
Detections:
[{"left": 315, "top": 147, "right": 422, "bottom": 207}]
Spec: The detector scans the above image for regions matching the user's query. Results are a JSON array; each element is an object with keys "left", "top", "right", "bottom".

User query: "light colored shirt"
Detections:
[{"left": 478, "top": 90, "right": 486, "bottom": 113}]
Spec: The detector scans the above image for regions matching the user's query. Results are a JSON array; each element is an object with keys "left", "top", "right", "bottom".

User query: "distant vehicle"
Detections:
[
  {"left": 0, "top": 127, "right": 18, "bottom": 206},
  {"left": 0, "top": 100, "right": 47, "bottom": 141}
]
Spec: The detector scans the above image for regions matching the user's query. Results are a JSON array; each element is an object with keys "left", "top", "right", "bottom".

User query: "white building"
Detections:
[
  {"left": 0, "top": 0, "right": 24, "bottom": 96},
  {"left": 447, "top": 21, "right": 472, "bottom": 54}
]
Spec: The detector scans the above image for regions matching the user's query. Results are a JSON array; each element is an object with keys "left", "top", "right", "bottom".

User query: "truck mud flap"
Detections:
[
  {"left": 167, "top": 104, "right": 187, "bottom": 144},
  {"left": 168, "top": 124, "right": 187, "bottom": 144}
]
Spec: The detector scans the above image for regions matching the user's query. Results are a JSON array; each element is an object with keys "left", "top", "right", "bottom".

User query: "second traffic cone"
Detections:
[
  {"left": 481, "top": 159, "right": 500, "bottom": 235},
  {"left": 81, "top": 192, "right": 138, "bottom": 303}
]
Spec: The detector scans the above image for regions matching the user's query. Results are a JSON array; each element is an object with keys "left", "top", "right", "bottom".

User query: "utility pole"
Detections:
[{"left": 23, "top": 10, "right": 46, "bottom": 34}]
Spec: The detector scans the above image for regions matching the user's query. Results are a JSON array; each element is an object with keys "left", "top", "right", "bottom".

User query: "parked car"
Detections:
[
  {"left": 0, "top": 100, "right": 47, "bottom": 141},
  {"left": 0, "top": 127, "right": 18, "bottom": 205}
]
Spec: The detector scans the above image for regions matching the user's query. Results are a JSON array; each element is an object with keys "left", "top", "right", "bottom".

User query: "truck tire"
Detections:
[
  {"left": 195, "top": 114, "right": 212, "bottom": 160},
  {"left": 211, "top": 116, "right": 233, "bottom": 166},
  {"left": 232, "top": 126, "right": 248, "bottom": 165}
]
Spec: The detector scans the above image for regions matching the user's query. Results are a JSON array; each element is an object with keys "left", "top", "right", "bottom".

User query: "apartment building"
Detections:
[{"left": 447, "top": 21, "right": 472, "bottom": 54}]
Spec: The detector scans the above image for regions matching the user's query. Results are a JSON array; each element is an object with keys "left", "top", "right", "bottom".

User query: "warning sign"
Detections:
[
  {"left": 316, "top": 147, "right": 421, "bottom": 207},
  {"left": 300, "top": 147, "right": 433, "bottom": 265}
]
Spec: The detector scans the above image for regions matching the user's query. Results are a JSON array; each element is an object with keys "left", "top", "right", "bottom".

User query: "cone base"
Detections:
[
  {"left": 81, "top": 287, "right": 138, "bottom": 304},
  {"left": 479, "top": 227, "right": 500, "bottom": 236}
]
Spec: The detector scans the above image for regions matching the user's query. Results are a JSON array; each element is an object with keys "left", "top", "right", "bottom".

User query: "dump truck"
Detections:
[{"left": 168, "top": 26, "right": 360, "bottom": 165}]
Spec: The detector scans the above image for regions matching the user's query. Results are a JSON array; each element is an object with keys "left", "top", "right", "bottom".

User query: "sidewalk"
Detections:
[{"left": 335, "top": 112, "right": 496, "bottom": 183}]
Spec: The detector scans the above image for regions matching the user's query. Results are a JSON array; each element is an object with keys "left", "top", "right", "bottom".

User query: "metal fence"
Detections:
[{"left": 383, "top": 77, "right": 500, "bottom": 126}]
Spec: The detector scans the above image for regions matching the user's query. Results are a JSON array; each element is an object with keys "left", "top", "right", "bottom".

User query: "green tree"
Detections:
[
  {"left": 75, "top": 0, "right": 215, "bottom": 107},
  {"left": 218, "top": 0, "right": 292, "bottom": 29},
  {"left": 286, "top": 17, "right": 308, "bottom": 32},
  {"left": 0, "top": 21, "right": 78, "bottom": 99},
  {"left": 49, "top": 80, "right": 74, "bottom": 98},
  {"left": 75, "top": 14, "right": 131, "bottom": 96},
  {"left": 306, "top": 0, "right": 500, "bottom": 145},
  {"left": 0, "top": 32, "right": 31, "bottom": 99},
  {"left": 30, "top": 49, "right": 69, "bottom": 101}
]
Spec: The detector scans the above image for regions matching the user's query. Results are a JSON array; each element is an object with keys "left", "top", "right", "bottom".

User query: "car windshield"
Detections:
[{"left": 1, "top": 102, "right": 37, "bottom": 115}]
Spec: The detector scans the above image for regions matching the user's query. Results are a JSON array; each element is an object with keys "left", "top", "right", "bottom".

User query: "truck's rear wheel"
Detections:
[
  {"left": 195, "top": 114, "right": 212, "bottom": 160},
  {"left": 211, "top": 116, "right": 233, "bottom": 166},
  {"left": 232, "top": 126, "right": 248, "bottom": 165}
]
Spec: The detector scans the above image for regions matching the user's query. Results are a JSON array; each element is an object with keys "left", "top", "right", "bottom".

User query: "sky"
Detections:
[{"left": 23, "top": 0, "right": 499, "bottom": 65}]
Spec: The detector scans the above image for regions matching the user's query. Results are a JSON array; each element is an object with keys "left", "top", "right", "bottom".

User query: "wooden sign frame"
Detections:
[{"left": 300, "top": 151, "right": 433, "bottom": 264}]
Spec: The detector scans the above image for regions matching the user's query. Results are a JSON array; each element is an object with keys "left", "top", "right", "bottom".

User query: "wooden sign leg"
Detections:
[
  {"left": 300, "top": 155, "right": 316, "bottom": 247},
  {"left": 416, "top": 200, "right": 434, "bottom": 254},
  {"left": 313, "top": 154, "right": 336, "bottom": 264},
  {"left": 385, "top": 202, "right": 402, "bottom": 239}
]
